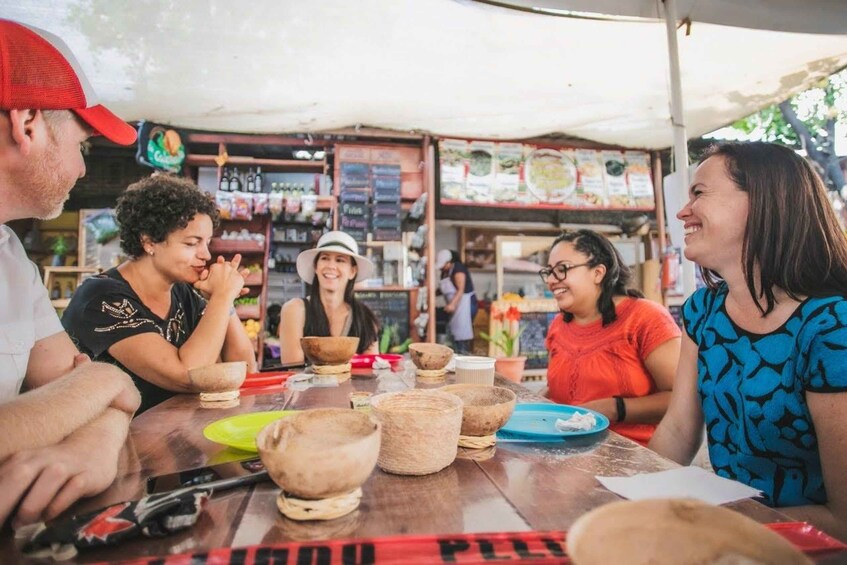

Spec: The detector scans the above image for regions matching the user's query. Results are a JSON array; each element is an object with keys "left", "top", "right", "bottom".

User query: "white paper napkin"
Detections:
[{"left": 596, "top": 466, "right": 761, "bottom": 505}]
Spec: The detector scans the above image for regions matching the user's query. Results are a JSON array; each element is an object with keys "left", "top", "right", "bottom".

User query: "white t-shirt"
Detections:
[{"left": 0, "top": 225, "right": 64, "bottom": 402}]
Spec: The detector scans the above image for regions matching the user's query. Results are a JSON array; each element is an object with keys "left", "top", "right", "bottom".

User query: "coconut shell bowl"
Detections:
[
  {"left": 408, "top": 343, "right": 453, "bottom": 378},
  {"left": 256, "top": 407, "right": 381, "bottom": 521},
  {"left": 440, "top": 384, "right": 516, "bottom": 448},
  {"left": 188, "top": 361, "right": 247, "bottom": 403},
  {"left": 300, "top": 336, "right": 360, "bottom": 366}
]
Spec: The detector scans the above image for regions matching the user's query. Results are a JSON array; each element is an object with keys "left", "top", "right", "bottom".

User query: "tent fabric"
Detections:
[{"left": 4, "top": 0, "right": 847, "bottom": 149}]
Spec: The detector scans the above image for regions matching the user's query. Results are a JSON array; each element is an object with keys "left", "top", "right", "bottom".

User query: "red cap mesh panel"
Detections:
[{"left": 0, "top": 21, "right": 86, "bottom": 110}]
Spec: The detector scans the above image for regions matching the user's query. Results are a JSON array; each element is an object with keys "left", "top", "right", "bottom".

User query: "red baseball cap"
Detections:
[{"left": 0, "top": 19, "right": 136, "bottom": 145}]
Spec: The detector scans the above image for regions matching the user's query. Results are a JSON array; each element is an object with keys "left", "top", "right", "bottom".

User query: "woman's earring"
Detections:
[{"left": 147, "top": 249, "right": 154, "bottom": 256}]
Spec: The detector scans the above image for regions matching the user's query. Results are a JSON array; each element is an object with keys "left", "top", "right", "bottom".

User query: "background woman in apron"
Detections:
[{"left": 435, "top": 249, "right": 478, "bottom": 354}]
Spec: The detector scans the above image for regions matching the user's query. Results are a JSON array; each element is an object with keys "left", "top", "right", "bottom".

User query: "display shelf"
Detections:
[
  {"left": 244, "top": 272, "right": 264, "bottom": 286},
  {"left": 209, "top": 239, "right": 265, "bottom": 254},
  {"left": 236, "top": 304, "right": 261, "bottom": 320},
  {"left": 185, "top": 155, "right": 326, "bottom": 171}
]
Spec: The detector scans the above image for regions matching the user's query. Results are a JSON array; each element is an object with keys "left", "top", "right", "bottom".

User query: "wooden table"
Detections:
[{"left": 1, "top": 368, "right": 837, "bottom": 563}]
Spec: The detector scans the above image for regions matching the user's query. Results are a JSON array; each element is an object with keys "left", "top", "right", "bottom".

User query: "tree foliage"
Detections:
[{"left": 729, "top": 69, "right": 847, "bottom": 191}]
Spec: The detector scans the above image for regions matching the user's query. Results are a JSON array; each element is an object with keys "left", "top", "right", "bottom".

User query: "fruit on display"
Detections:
[{"left": 242, "top": 319, "right": 261, "bottom": 340}]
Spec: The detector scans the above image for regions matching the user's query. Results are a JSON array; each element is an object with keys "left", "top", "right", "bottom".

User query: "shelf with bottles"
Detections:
[{"left": 186, "top": 155, "right": 326, "bottom": 171}]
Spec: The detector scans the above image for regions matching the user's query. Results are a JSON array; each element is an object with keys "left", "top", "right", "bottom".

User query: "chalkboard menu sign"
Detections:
[
  {"left": 355, "top": 290, "right": 411, "bottom": 343},
  {"left": 519, "top": 311, "right": 558, "bottom": 369}
]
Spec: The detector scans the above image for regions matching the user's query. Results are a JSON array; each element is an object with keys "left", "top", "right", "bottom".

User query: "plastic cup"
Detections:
[{"left": 454, "top": 356, "right": 496, "bottom": 385}]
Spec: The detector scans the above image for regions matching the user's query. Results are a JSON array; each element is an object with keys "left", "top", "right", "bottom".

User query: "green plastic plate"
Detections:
[{"left": 203, "top": 410, "right": 296, "bottom": 452}]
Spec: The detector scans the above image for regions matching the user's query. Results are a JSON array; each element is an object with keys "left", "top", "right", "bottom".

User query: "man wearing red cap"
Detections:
[{"left": 0, "top": 19, "right": 141, "bottom": 529}]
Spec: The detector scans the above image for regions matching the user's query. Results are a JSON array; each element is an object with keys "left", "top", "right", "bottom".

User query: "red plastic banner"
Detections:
[{"left": 107, "top": 523, "right": 846, "bottom": 565}]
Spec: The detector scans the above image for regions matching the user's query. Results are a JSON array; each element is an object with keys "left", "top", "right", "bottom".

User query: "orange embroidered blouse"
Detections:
[{"left": 545, "top": 297, "right": 680, "bottom": 445}]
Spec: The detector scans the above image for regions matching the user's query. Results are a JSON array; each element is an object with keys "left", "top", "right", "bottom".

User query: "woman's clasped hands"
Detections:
[{"left": 194, "top": 254, "right": 250, "bottom": 302}]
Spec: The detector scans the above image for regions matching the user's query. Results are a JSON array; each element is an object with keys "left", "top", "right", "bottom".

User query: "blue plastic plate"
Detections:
[{"left": 499, "top": 403, "right": 609, "bottom": 438}]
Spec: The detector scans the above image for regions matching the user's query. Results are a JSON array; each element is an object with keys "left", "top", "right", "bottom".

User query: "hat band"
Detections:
[{"left": 318, "top": 241, "right": 358, "bottom": 255}]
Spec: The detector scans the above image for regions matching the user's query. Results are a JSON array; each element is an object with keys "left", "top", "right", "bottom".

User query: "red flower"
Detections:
[{"left": 505, "top": 306, "right": 521, "bottom": 322}]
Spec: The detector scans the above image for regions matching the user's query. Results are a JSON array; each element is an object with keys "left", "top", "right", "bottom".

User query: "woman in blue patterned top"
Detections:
[{"left": 649, "top": 142, "right": 847, "bottom": 539}]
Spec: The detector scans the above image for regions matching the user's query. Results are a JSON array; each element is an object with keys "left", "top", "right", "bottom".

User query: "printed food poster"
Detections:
[
  {"left": 493, "top": 143, "right": 523, "bottom": 202},
  {"left": 438, "top": 137, "right": 654, "bottom": 210},
  {"left": 466, "top": 140, "right": 496, "bottom": 201},
  {"left": 524, "top": 147, "right": 577, "bottom": 204},
  {"left": 602, "top": 150, "right": 633, "bottom": 208},
  {"left": 625, "top": 151, "right": 654, "bottom": 208},
  {"left": 574, "top": 149, "right": 606, "bottom": 207},
  {"left": 439, "top": 139, "right": 468, "bottom": 201}
]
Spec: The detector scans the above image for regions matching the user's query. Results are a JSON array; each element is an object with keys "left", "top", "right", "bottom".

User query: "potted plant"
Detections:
[
  {"left": 480, "top": 304, "right": 527, "bottom": 382},
  {"left": 51, "top": 235, "right": 69, "bottom": 266}
]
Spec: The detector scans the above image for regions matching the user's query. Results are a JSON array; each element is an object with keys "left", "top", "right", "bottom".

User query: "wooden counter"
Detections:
[{"left": 0, "top": 368, "right": 837, "bottom": 563}]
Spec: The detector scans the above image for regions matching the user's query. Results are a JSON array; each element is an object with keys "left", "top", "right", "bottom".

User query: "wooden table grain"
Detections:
[{"left": 0, "top": 367, "right": 833, "bottom": 563}]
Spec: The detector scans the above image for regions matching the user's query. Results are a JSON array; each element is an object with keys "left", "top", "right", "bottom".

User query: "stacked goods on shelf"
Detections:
[
  {"left": 372, "top": 164, "right": 402, "bottom": 241},
  {"left": 339, "top": 162, "right": 370, "bottom": 243}
]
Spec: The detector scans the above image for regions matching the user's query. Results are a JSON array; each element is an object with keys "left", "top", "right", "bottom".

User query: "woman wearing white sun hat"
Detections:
[{"left": 279, "top": 231, "right": 380, "bottom": 364}]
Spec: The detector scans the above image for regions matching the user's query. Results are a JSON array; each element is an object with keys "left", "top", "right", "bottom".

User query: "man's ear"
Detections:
[{"left": 8, "top": 109, "right": 39, "bottom": 156}]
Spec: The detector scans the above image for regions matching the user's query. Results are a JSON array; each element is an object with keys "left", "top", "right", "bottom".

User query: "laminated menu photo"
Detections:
[
  {"left": 574, "top": 149, "right": 607, "bottom": 207},
  {"left": 439, "top": 139, "right": 469, "bottom": 202},
  {"left": 626, "top": 151, "right": 655, "bottom": 209},
  {"left": 602, "top": 150, "right": 633, "bottom": 208}
]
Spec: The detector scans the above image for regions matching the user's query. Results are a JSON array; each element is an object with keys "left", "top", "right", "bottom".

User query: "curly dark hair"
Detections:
[
  {"left": 550, "top": 229, "right": 643, "bottom": 326},
  {"left": 116, "top": 174, "right": 220, "bottom": 258}
]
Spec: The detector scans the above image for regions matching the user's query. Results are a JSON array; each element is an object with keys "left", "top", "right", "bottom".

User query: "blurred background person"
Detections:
[{"left": 435, "top": 249, "right": 478, "bottom": 354}]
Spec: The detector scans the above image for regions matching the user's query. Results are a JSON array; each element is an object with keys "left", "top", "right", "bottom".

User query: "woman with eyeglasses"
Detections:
[
  {"left": 542, "top": 229, "right": 681, "bottom": 445},
  {"left": 650, "top": 143, "right": 847, "bottom": 536}
]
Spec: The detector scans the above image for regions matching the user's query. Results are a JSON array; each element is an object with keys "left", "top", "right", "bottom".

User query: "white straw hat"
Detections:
[{"left": 296, "top": 231, "right": 374, "bottom": 283}]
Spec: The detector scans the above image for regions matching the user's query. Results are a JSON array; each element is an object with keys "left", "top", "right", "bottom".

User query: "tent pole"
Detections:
[{"left": 661, "top": 0, "right": 696, "bottom": 297}]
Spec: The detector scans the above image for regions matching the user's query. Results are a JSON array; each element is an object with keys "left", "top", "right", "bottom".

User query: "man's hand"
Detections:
[
  {"left": 444, "top": 303, "right": 456, "bottom": 314},
  {"left": 0, "top": 440, "right": 119, "bottom": 529}
]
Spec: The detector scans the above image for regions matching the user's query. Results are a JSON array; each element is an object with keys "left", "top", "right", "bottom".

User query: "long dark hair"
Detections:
[
  {"left": 302, "top": 253, "right": 379, "bottom": 353},
  {"left": 550, "top": 229, "right": 643, "bottom": 326},
  {"left": 699, "top": 142, "right": 847, "bottom": 315}
]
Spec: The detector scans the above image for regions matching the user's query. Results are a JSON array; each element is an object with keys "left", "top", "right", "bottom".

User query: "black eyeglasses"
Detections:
[{"left": 538, "top": 262, "right": 591, "bottom": 283}]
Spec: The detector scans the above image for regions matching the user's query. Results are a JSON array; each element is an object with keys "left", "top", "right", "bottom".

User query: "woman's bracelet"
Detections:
[{"left": 613, "top": 396, "right": 626, "bottom": 423}]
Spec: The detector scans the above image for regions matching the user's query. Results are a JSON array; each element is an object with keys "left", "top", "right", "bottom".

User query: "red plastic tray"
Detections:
[
  {"left": 766, "top": 522, "right": 847, "bottom": 553},
  {"left": 240, "top": 371, "right": 293, "bottom": 389},
  {"left": 350, "top": 354, "right": 403, "bottom": 370}
]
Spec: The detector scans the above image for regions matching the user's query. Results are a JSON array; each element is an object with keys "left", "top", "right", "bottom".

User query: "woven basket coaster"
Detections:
[
  {"left": 458, "top": 434, "right": 497, "bottom": 449},
  {"left": 312, "top": 362, "right": 352, "bottom": 375},
  {"left": 277, "top": 488, "right": 363, "bottom": 521}
]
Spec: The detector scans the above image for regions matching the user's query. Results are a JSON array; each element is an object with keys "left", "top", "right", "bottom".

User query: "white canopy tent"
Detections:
[
  {"left": 4, "top": 0, "right": 847, "bottom": 296},
  {"left": 3, "top": 0, "right": 845, "bottom": 149}
]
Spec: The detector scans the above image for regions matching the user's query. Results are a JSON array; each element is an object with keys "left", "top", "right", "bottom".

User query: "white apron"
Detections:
[{"left": 439, "top": 275, "right": 474, "bottom": 341}]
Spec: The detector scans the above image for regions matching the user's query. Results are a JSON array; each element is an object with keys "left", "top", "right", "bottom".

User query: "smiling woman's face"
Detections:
[
  {"left": 315, "top": 251, "right": 357, "bottom": 291},
  {"left": 676, "top": 155, "right": 749, "bottom": 273},
  {"left": 545, "top": 242, "right": 604, "bottom": 316},
  {"left": 146, "top": 214, "right": 213, "bottom": 283}
]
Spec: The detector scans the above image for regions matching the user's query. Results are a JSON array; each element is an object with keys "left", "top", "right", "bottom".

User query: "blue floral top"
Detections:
[{"left": 684, "top": 283, "right": 847, "bottom": 506}]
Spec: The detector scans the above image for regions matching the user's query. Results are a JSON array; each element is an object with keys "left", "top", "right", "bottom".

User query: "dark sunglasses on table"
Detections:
[{"left": 538, "top": 262, "right": 591, "bottom": 283}]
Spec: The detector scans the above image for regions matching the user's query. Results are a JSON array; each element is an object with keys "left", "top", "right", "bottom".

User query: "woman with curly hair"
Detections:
[
  {"left": 62, "top": 175, "right": 256, "bottom": 413},
  {"left": 542, "top": 229, "right": 681, "bottom": 445}
]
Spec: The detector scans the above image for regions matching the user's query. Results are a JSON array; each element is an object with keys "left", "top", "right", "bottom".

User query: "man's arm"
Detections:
[
  {"left": 21, "top": 331, "right": 79, "bottom": 390},
  {"left": 0, "top": 359, "right": 140, "bottom": 461},
  {"left": 0, "top": 407, "right": 131, "bottom": 528}
]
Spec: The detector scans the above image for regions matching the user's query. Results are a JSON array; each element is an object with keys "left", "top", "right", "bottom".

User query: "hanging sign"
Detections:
[{"left": 135, "top": 120, "right": 186, "bottom": 173}]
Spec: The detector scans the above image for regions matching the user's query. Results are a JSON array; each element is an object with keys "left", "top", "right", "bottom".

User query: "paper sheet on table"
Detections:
[{"left": 596, "top": 466, "right": 762, "bottom": 505}]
